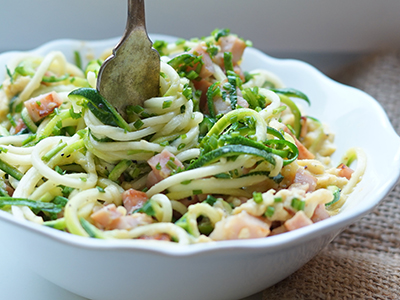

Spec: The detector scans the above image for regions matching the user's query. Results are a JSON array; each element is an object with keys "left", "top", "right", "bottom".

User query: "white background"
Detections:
[{"left": 1, "top": 0, "right": 400, "bottom": 72}]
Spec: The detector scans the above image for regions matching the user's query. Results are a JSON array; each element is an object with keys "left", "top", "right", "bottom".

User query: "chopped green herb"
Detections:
[
  {"left": 175, "top": 38, "right": 186, "bottom": 45},
  {"left": 166, "top": 160, "right": 177, "bottom": 170},
  {"left": 129, "top": 167, "right": 141, "bottom": 179},
  {"left": 253, "top": 192, "right": 263, "bottom": 204},
  {"left": 265, "top": 206, "right": 275, "bottom": 218},
  {"left": 127, "top": 105, "right": 144, "bottom": 114},
  {"left": 74, "top": 51, "right": 82, "bottom": 70},
  {"left": 55, "top": 166, "right": 66, "bottom": 175},
  {"left": 162, "top": 100, "right": 172, "bottom": 109},
  {"left": 6, "top": 66, "right": 14, "bottom": 83},
  {"left": 153, "top": 40, "right": 168, "bottom": 56},
  {"left": 60, "top": 185, "right": 74, "bottom": 197},
  {"left": 69, "top": 107, "right": 82, "bottom": 119},
  {"left": 96, "top": 186, "right": 106, "bottom": 193},
  {"left": 0, "top": 158, "right": 24, "bottom": 180},
  {"left": 42, "top": 142, "right": 67, "bottom": 162},
  {"left": 242, "top": 87, "right": 267, "bottom": 109},
  {"left": 244, "top": 72, "right": 255, "bottom": 82},
  {"left": 52, "top": 196, "right": 68, "bottom": 207},
  {"left": 22, "top": 134, "right": 37, "bottom": 146},
  {"left": 182, "top": 84, "right": 193, "bottom": 100},
  {"left": 80, "top": 217, "right": 103, "bottom": 238},
  {"left": 42, "top": 73, "right": 69, "bottom": 83},
  {"left": 206, "top": 82, "right": 221, "bottom": 118},
  {"left": 133, "top": 119, "right": 144, "bottom": 130},
  {"left": 108, "top": 159, "right": 132, "bottom": 182},
  {"left": 203, "top": 195, "right": 218, "bottom": 206},
  {"left": 223, "top": 52, "right": 234, "bottom": 72},
  {"left": 134, "top": 200, "right": 156, "bottom": 216},
  {"left": 6, "top": 113, "right": 16, "bottom": 127},
  {"left": 206, "top": 44, "right": 219, "bottom": 58},
  {"left": 291, "top": 197, "right": 305, "bottom": 211},
  {"left": 167, "top": 53, "right": 203, "bottom": 80},
  {"left": 212, "top": 28, "right": 230, "bottom": 41}
]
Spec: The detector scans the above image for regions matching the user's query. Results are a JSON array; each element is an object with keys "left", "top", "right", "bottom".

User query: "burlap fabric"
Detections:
[{"left": 263, "top": 51, "right": 400, "bottom": 299}]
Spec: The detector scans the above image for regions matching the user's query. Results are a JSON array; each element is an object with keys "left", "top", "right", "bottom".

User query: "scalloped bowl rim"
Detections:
[{"left": 0, "top": 34, "right": 399, "bottom": 258}]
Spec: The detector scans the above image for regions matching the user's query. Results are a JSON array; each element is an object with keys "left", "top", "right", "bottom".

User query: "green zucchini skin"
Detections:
[
  {"left": 187, "top": 144, "right": 276, "bottom": 170},
  {"left": 69, "top": 88, "right": 131, "bottom": 132},
  {"left": 325, "top": 185, "right": 341, "bottom": 206},
  {"left": 21, "top": 107, "right": 38, "bottom": 133}
]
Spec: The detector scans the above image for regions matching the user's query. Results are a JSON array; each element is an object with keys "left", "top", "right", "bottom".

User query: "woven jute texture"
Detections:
[{"left": 262, "top": 51, "right": 400, "bottom": 300}]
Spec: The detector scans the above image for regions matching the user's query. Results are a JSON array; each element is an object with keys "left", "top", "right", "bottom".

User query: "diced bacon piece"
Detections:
[
  {"left": 202, "top": 85, "right": 249, "bottom": 116},
  {"left": 284, "top": 127, "right": 315, "bottom": 159},
  {"left": 193, "top": 79, "right": 213, "bottom": 113},
  {"left": 284, "top": 211, "right": 313, "bottom": 231},
  {"left": 193, "top": 78, "right": 213, "bottom": 95},
  {"left": 337, "top": 163, "right": 354, "bottom": 180},
  {"left": 113, "top": 213, "right": 153, "bottom": 230},
  {"left": 90, "top": 204, "right": 123, "bottom": 230},
  {"left": 147, "top": 149, "right": 184, "bottom": 186},
  {"left": 234, "top": 65, "right": 245, "bottom": 82},
  {"left": 270, "top": 224, "right": 287, "bottom": 236},
  {"left": 209, "top": 211, "right": 270, "bottom": 241},
  {"left": 138, "top": 233, "right": 172, "bottom": 241},
  {"left": 146, "top": 171, "right": 160, "bottom": 189},
  {"left": 1, "top": 180, "right": 14, "bottom": 196},
  {"left": 14, "top": 118, "right": 27, "bottom": 133},
  {"left": 24, "top": 91, "right": 63, "bottom": 122},
  {"left": 311, "top": 204, "right": 331, "bottom": 223},
  {"left": 295, "top": 137, "right": 315, "bottom": 159},
  {"left": 9, "top": 118, "right": 27, "bottom": 134},
  {"left": 122, "top": 189, "right": 148, "bottom": 214},
  {"left": 300, "top": 116, "right": 308, "bottom": 138},
  {"left": 5, "top": 184, "right": 14, "bottom": 196},
  {"left": 293, "top": 168, "right": 317, "bottom": 192},
  {"left": 214, "top": 35, "right": 247, "bottom": 67},
  {"left": 189, "top": 43, "right": 215, "bottom": 80},
  {"left": 213, "top": 97, "right": 231, "bottom": 115},
  {"left": 90, "top": 204, "right": 153, "bottom": 230},
  {"left": 236, "top": 89, "right": 249, "bottom": 108}
]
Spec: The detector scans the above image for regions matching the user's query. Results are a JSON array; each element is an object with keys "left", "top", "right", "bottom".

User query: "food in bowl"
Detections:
[{"left": 0, "top": 29, "right": 365, "bottom": 244}]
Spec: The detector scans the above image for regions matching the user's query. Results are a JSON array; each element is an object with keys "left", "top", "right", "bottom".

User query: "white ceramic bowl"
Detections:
[{"left": 0, "top": 35, "right": 399, "bottom": 300}]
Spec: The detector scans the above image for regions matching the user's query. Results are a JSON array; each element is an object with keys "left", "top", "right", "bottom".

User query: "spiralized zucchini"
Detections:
[{"left": 0, "top": 29, "right": 365, "bottom": 244}]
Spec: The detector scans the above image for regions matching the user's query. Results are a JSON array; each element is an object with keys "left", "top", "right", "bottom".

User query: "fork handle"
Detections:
[{"left": 126, "top": 0, "right": 146, "bottom": 32}]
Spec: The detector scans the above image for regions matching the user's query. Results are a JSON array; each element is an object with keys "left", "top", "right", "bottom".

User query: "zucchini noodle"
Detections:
[{"left": 0, "top": 29, "right": 366, "bottom": 244}]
